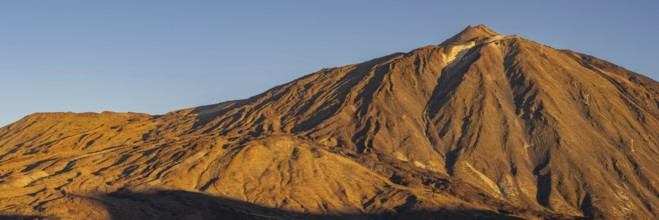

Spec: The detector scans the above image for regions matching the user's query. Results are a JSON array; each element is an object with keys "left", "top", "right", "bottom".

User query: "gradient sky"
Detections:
[{"left": 1, "top": 1, "right": 658, "bottom": 127}]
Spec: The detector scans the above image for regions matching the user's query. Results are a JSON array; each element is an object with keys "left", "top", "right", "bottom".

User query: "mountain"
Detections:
[{"left": 1, "top": 25, "right": 657, "bottom": 219}]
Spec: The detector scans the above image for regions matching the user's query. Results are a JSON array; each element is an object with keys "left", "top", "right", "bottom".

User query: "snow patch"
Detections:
[
  {"left": 395, "top": 152, "right": 409, "bottom": 161},
  {"left": 443, "top": 41, "right": 476, "bottom": 65},
  {"left": 413, "top": 161, "right": 426, "bottom": 169},
  {"left": 458, "top": 162, "right": 503, "bottom": 198}
]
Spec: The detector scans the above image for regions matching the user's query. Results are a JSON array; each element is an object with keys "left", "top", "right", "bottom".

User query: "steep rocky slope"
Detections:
[{"left": 1, "top": 25, "right": 657, "bottom": 219}]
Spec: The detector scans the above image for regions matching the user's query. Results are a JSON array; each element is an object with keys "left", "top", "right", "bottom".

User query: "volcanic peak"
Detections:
[{"left": 441, "top": 24, "right": 501, "bottom": 45}]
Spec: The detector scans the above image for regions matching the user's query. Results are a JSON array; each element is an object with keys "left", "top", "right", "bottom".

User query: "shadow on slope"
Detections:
[
  {"left": 98, "top": 190, "right": 523, "bottom": 220},
  {"left": 0, "top": 216, "right": 48, "bottom": 220}
]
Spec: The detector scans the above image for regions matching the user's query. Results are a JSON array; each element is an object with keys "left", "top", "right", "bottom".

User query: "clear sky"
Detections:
[{"left": 1, "top": 1, "right": 658, "bottom": 127}]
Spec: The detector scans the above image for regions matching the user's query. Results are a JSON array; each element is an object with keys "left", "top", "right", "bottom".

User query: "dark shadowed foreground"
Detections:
[
  {"left": 0, "top": 190, "right": 554, "bottom": 220},
  {"left": 102, "top": 190, "right": 529, "bottom": 220}
]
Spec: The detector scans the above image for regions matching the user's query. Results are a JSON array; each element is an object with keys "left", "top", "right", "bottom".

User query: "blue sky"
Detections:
[{"left": 1, "top": 1, "right": 658, "bottom": 127}]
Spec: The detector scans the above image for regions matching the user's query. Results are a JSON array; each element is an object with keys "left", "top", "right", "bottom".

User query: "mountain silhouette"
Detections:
[{"left": 0, "top": 25, "right": 657, "bottom": 219}]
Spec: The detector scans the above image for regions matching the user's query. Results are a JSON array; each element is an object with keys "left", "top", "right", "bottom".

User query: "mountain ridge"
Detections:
[{"left": 1, "top": 25, "right": 657, "bottom": 219}]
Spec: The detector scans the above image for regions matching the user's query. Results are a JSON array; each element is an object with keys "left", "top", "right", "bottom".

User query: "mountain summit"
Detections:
[
  {"left": 1, "top": 25, "right": 657, "bottom": 219},
  {"left": 441, "top": 24, "right": 500, "bottom": 45}
]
